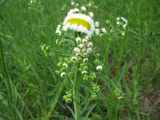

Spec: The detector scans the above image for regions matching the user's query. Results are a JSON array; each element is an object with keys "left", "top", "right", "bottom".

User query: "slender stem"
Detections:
[
  {"left": 0, "top": 17, "right": 16, "bottom": 119},
  {"left": 73, "top": 66, "right": 80, "bottom": 120},
  {"left": 46, "top": 79, "right": 67, "bottom": 120}
]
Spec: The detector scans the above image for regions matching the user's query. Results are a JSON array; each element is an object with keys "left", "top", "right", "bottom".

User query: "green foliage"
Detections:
[{"left": 0, "top": 0, "right": 160, "bottom": 119}]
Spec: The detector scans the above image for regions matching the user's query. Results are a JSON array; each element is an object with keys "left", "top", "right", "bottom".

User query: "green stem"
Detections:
[
  {"left": 73, "top": 67, "right": 80, "bottom": 120},
  {"left": 0, "top": 27, "right": 16, "bottom": 119},
  {"left": 46, "top": 79, "right": 67, "bottom": 120}
]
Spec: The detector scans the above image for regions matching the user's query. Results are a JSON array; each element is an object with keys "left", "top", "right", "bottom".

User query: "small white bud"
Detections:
[
  {"left": 81, "top": 6, "right": 86, "bottom": 11},
  {"left": 89, "top": 12, "right": 94, "bottom": 17},
  {"left": 95, "top": 29, "right": 100, "bottom": 35},
  {"left": 123, "top": 24, "right": 127, "bottom": 29},
  {"left": 79, "top": 43, "right": 84, "bottom": 48},
  {"left": 82, "top": 70, "right": 88, "bottom": 75},
  {"left": 116, "top": 17, "right": 120, "bottom": 21},
  {"left": 88, "top": 3, "right": 92, "bottom": 6},
  {"left": 63, "top": 26, "right": 68, "bottom": 31},
  {"left": 73, "top": 47, "right": 81, "bottom": 53},
  {"left": 96, "top": 65, "right": 102, "bottom": 71},
  {"left": 116, "top": 21, "right": 120, "bottom": 25},
  {"left": 75, "top": 37, "right": 81, "bottom": 43},
  {"left": 87, "top": 42, "right": 93, "bottom": 48},
  {"left": 122, "top": 32, "right": 125, "bottom": 36},
  {"left": 60, "top": 72, "right": 66, "bottom": 78},
  {"left": 83, "top": 58, "right": 88, "bottom": 63},
  {"left": 76, "top": 3, "right": 79, "bottom": 7},
  {"left": 83, "top": 53, "right": 88, "bottom": 57},
  {"left": 71, "top": 56, "right": 77, "bottom": 62},
  {"left": 86, "top": 48, "right": 92, "bottom": 53},
  {"left": 71, "top": 2, "right": 75, "bottom": 5},
  {"left": 75, "top": 53, "right": 82, "bottom": 57},
  {"left": 72, "top": 8, "right": 79, "bottom": 13},
  {"left": 85, "top": 35, "right": 90, "bottom": 40},
  {"left": 63, "top": 63, "right": 68, "bottom": 68},
  {"left": 95, "top": 21, "right": 100, "bottom": 27},
  {"left": 101, "top": 28, "right": 107, "bottom": 34},
  {"left": 82, "top": 39, "right": 88, "bottom": 44}
]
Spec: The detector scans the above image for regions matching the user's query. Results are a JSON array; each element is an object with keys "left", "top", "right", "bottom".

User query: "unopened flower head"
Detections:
[
  {"left": 73, "top": 47, "right": 81, "bottom": 53},
  {"left": 71, "top": 56, "right": 77, "bottom": 62},
  {"left": 96, "top": 65, "right": 103, "bottom": 71},
  {"left": 82, "top": 70, "right": 88, "bottom": 75},
  {"left": 89, "top": 12, "right": 94, "bottom": 17},
  {"left": 60, "top": 72, "right": 66, "bottom": 78},
  {"left": 63, "top": 13, "right": 95, "bottom": 36},
  {"left": 81, "top": 6, "right": 86, "bottom": 11},
  {"left": 82, "top": 39, "right": 88, "bottom": 44},
  {"left": 75, "top": 37, "right": 82, "bottom": 43},
  {"left": 95, "top": 21, "right": 100, "bottom": 27},
  {"left": 86, "top": 47, "right": 92, "bottom": 53},
  {"left": 63, "top": 63, "right": 68, "bottom": 68},
  {"left": 95, "top": 29, "right": 100, "bottom": 35},
  {"left": 101, "top": 28, "right": 107, "bottom": 34},
  {"left": 87, "top": 42, "right": 93, "bottom": 48}
]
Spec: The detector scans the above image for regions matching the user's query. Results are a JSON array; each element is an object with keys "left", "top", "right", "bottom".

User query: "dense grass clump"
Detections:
[{"left": 0, "top": 0, "right": 160, "bottom": 119}]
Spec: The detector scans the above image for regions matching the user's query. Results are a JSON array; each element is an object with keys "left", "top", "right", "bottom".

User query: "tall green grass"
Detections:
[{"left": 0, "top": 0, "right": 160, "bottom": 119}]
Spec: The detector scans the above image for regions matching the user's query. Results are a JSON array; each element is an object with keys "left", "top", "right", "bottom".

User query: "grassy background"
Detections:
[{"left": 0, "top": 0, "right": 160, "bottom": 119}]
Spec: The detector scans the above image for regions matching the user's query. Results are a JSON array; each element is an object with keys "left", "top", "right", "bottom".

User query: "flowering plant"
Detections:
[{"left": 43, "top": 1, "right": 128, "bottom": 119}]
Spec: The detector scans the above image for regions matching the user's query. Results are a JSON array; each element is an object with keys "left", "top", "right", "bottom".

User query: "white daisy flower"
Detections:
[
  {"left": 81, "top": 6, "right": 86, "bottom": 11},
  {"left": 63, "top": 13, "right": 95, "bottom": 36}
]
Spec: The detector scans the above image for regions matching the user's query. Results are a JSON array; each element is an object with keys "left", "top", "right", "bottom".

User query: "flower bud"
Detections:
[
  {"left": 95, "top": 21, "right": 100, "bottom": 27},
  {"left": 75, "top": 37, "right": 82, "bottom": 43},
  {"left": 96, "top": 65, "right": 103, "bottom": 71},
  {"left": 101, "top": 28, "right": 107, "bottom": 34},
  {"left": 63, "top": 63, "right": 68, "bottom": 68},
  {"left": 71, "top": 56, "right": 77, "bottom": 62},
  {"left": 87, "top": 42, "right": 93, "bottom": 48},
  {"left": 82, "top": 39, "right": 88, "bottom": 44},
  {"left": 82, "top": 70, "right": 88, "bottom": 75},
  {"left": 60, "top": 72, "right": 66, "bottom": 78},
  {"left": 73, "top": 47, "right": 81, "bottom": 53},
  {"left": 81, "top": 6, "right": 86, "bottom": 11},
  {"left": 83, "top": 58, "right": 88, "bottom": 63}
]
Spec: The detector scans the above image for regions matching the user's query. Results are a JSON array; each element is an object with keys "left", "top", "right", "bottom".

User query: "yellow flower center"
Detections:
[{"left": 67, "top": 18, "right": 91, "bottom": 30}]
